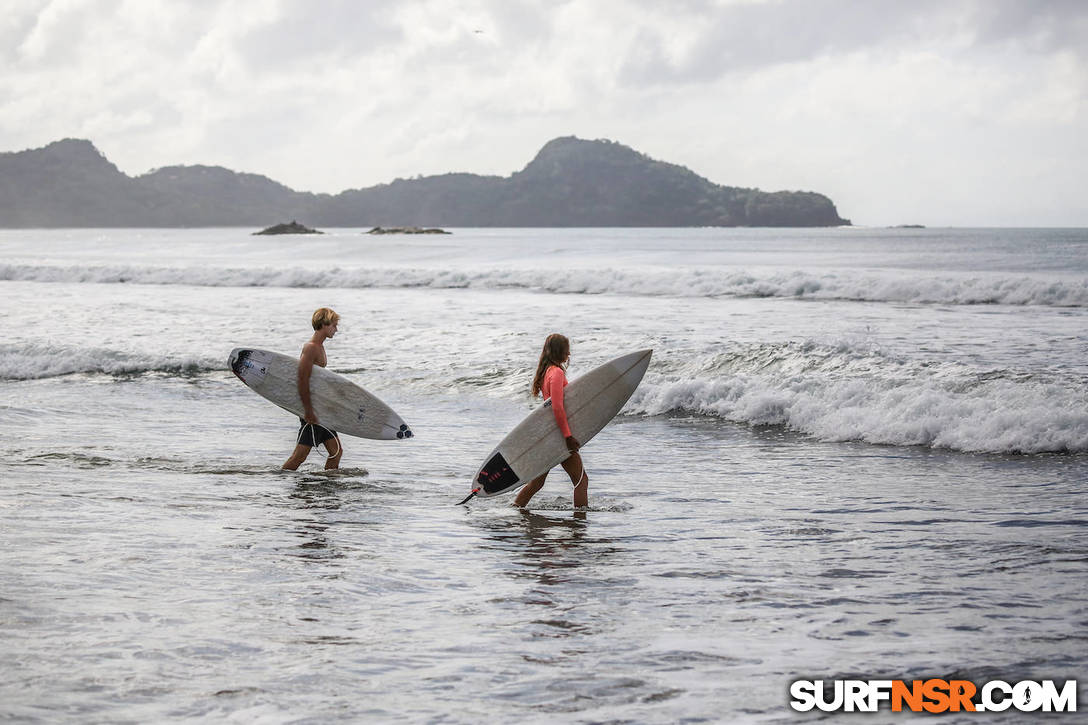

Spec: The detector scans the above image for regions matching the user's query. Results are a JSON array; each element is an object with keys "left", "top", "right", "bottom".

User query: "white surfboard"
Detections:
[
  {"left": 228, "top": 348, "right": 412, "bottom": 440},
  {"left": 469, "top": 349, "right": 652, "bottom": 499}
]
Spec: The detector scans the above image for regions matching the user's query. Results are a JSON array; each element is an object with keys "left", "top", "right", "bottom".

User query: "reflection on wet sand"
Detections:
[
  {"left": 268, "top": 470, "right": 384, "bottom": 564},
  {"left": 469, "top": 507, "right": 621, "bottom": 585},
  {"left": 289, "top": 482, "right": 341, "bottom": 561},
  {"left": 281, "top": 476, "right": 361, "bottom": 561}
]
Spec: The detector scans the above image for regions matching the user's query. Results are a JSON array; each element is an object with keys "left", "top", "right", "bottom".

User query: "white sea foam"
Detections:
[
  {"left": 2, "top": 263, "right": 1086, "bottom": 307},
  {"left": 626, "top": 343, "right": 1088, "bottom": 454}
]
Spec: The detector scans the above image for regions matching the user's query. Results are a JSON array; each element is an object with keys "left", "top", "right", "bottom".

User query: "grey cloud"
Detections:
[
  {"left": 229, "top": 0, "right": 559, "bottom": 73},
  {"left": 0, "top": 2, "right": 47, "bottom": 64},
  {"left": 6, "top": 0, "right": 221, "bottom": 72},
  {"left": 969, "top": 0, "right": 1088, "bottom": 54},
  {"left": 7, "top": 0, "right": 105, "bottom": 69},
  {"left": 234, "top": 1, "right": 405, "bottom": 70},
  {"left": 394, "top": 1, "right": 557, "bottom": 70},
  {"left": 220, "top": 0, "right": 565, "bottom": 97},
  {"left": 618, "top": 0, "right": 1088, "bottom": 87}
]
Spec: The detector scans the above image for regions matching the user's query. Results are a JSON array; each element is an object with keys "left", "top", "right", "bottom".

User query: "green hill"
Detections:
[{"left": 0, "top": 136, "right": 849, "bottom": 228}]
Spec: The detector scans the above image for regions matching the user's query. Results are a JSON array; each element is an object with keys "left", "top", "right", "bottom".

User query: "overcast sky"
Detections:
[{"left": 2, "top": 0, "right": 1086, "bottom": 225}]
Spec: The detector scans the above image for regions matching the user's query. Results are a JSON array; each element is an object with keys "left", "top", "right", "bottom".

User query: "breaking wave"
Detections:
[
  {"left": 627, "top": 342, "right": 1088, "bottom": 454},
  {"left": 3, "top": 337, "right": 1085, "bottom": 455},
  {"left": 0, "top": 342, "right": 218, "bottom": 380},
  {"left": 2, "top": 263, "right": 1086, "bottom": 307}
]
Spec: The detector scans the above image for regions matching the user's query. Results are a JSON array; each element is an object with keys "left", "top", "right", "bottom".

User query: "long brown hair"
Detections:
[{"left": 531, "top": 333, "right": 570, "bottom": 397}]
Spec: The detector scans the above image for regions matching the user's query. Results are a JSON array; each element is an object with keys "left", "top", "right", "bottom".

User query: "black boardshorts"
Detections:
[{"left": 297, "top": 418, "right": 339, "bottom": 448}]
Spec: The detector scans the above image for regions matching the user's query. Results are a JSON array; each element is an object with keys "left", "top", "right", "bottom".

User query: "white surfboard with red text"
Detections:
[{"left": 471, "top": 349, "right": 652, "bottom": 498}]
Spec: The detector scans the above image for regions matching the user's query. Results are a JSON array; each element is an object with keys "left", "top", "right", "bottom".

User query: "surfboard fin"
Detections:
[{"left": 457, "top": 488, "right": 480, "bottom": 505}]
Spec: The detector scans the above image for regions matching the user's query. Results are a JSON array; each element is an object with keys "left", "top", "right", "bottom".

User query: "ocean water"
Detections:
[{"left": 1, "top": 227, "right": 1086, "bottom": 722}]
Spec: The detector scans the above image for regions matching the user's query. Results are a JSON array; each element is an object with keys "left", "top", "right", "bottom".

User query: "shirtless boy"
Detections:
[{"left": 282, "top": 307, "right": 342, "bottom": 470}]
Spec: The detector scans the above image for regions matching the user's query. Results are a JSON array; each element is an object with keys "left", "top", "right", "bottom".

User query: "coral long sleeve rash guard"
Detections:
[{"left": 542, "top": 365, "right": 572, "bottom": 437}]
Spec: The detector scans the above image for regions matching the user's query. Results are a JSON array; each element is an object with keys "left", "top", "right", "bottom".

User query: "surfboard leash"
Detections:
[
  {"left": 299, "top": 423, "right": 340, "bottom": 461},
  {"left": 457, "top": 488, "right": 480, "bottom": 505}
]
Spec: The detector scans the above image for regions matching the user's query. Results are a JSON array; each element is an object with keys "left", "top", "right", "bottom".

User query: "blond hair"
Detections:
[{"left": 311, "top": 307, "right": 340, "bottom": 330}]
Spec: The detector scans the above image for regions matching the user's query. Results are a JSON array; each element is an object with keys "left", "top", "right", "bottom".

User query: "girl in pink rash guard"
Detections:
[{"left": 513, "top": 333, "right": 589, "bottom": 509}]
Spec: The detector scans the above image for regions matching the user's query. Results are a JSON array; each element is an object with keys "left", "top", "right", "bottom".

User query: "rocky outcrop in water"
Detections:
[
  {"left": 254, "top": 220, "right": 322, "bottom": 235},
  {"left": 366, "top": 226, "right": 450, "bottom": 235}
]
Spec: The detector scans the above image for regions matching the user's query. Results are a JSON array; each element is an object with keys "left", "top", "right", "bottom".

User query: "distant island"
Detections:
[
  {"left": 0, "top": 136, "right": 850, "bottom": 228},
  {"left": 366, "top": 226, "right": 450, "bottom": 235},
  {"left": 254, "top": 221, "right": 322, "bottom": 235}
]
